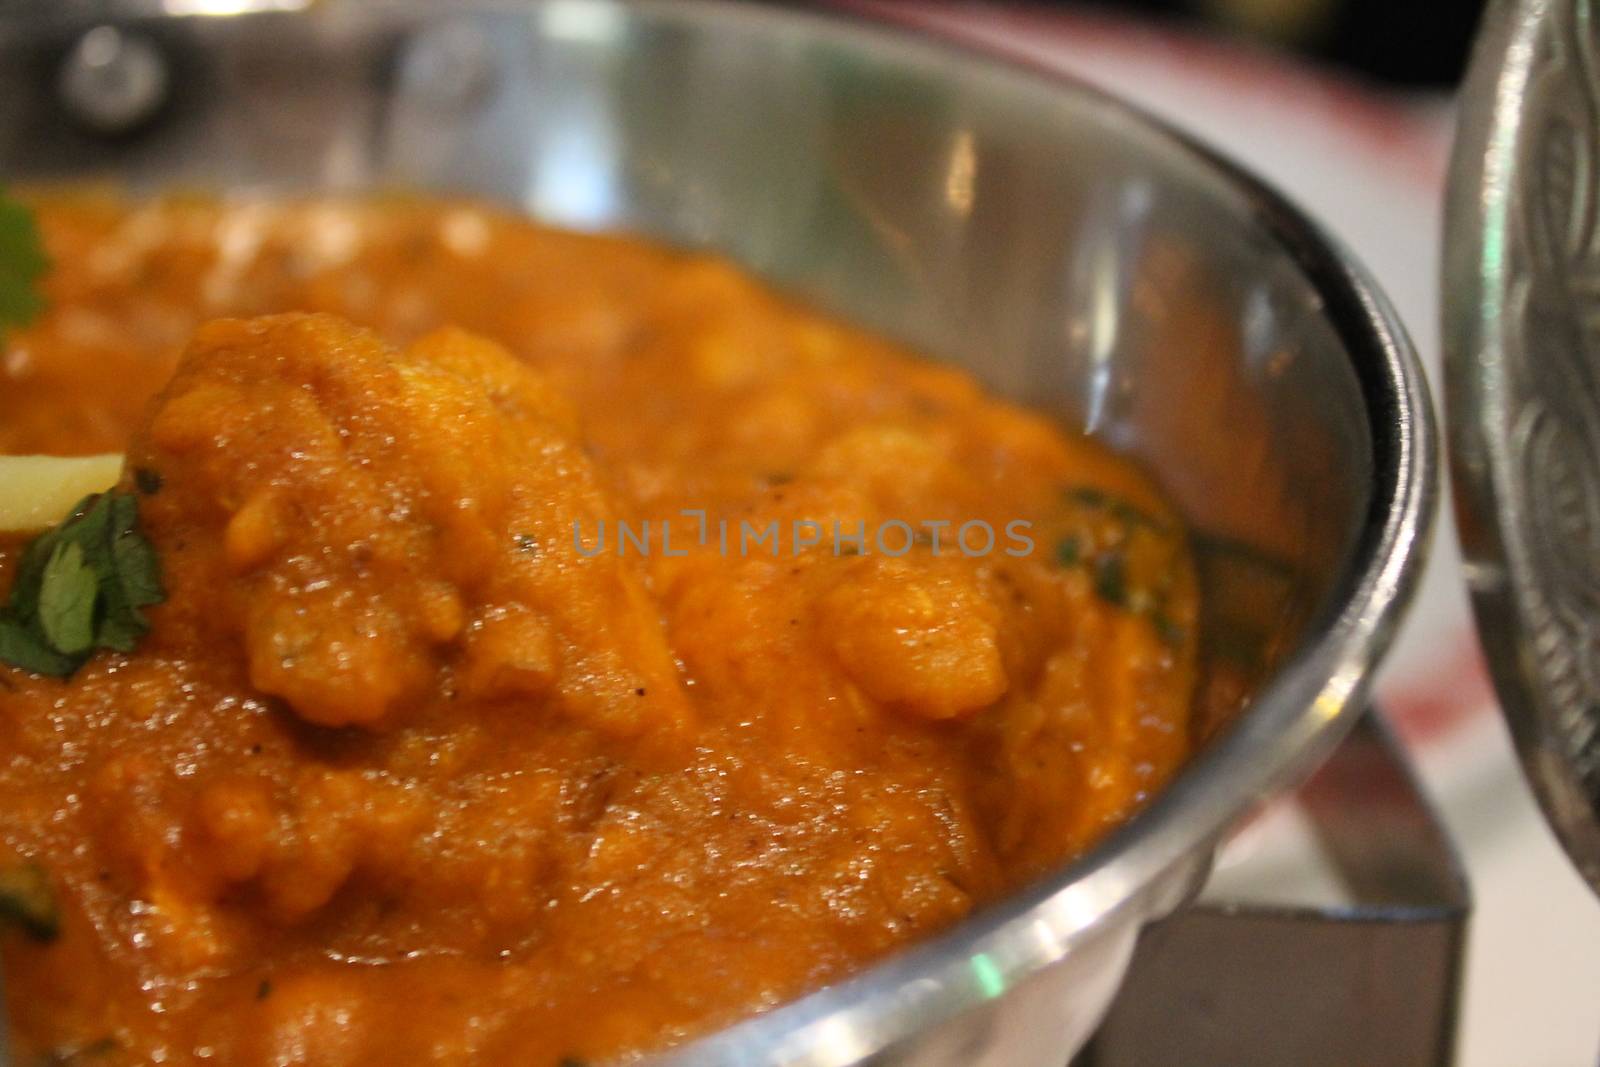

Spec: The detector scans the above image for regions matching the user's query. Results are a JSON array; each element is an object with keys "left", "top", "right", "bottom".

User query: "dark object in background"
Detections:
[
  {"left": 1067, "top": 0, "right": 1486, "bottom": 86},
  {"left": 1317, "top": 0, "right": 1487, "bottom": 87}
]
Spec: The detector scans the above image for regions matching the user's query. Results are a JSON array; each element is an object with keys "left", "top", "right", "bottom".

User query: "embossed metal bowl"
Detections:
[
  {"left": 0, "top": 1, "right": 1436, "bottom": 1063},
  {"left": 1448, "top": 0, "right": 1600, "bottom": 895}
]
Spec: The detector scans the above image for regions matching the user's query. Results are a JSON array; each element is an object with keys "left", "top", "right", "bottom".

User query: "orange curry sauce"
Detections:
[{"left": 0, "top": 195, "right": 1197, "bottom": 1065}]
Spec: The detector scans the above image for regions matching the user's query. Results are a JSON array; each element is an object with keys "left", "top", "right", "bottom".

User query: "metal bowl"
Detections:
[
  {"left": 1446, "top": 0, "right": 1600, "bottom": 897},
  {"left": 0, "top": 2, "right": 1436, "bottom": 1064}
]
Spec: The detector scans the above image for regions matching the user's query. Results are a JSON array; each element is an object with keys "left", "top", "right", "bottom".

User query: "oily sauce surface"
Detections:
[{"left": 0, "top": 195, "right": 1197, "bottom": 1065}]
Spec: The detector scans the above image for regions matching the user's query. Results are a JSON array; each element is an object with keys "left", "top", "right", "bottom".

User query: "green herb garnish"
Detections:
[
  {"left": 0, "top": 861, "right": 59, "bottom": 942},
  {"left": 1064, "top": 485, "right": 1111, "bottom": 509},
  {"left": 0, "top": 491, "right": 165, "bottom": 678},
  {"left": 0, "top": 187, "right": 48, "bottom": 345},
  {"left": 1056, "top": 484, "right": 1185, "bottom": 645},
  {"left": 1092, "top": 551, "right": 1128, "bottom": 607},
  {"left": 1064, "top": 484, "right": 1166, "bottom": 532},
  {"left": 1151, "top": 612, "right": 1186, "bottom": 647},
  {"left": 38, "top": 542, "right": 98, "bottom": 655}
]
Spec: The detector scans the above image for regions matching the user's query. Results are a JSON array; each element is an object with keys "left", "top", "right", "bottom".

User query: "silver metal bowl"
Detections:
[
  {"left": 0, "top": 2, "right": 1436, "bottom": 1064},
  {"left": 1446, "top": 0, "right": 1600, "bottom": 898}
]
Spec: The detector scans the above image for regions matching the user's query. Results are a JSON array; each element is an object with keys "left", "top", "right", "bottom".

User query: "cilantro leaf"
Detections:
[
  {"left": 0, "top": 861, "right": 60, "bottom": 942},
  {"left": 1063, "top": 484, "right": 1166, "bottom": 533},
  {"left": 0, "top": 490, "right": 164, "bottom": 678},
  {"left": 38, "top": 541, "right": 97, "bottom": 656},
  {"left": 1092, "top": 551, "right": 1128, "bottom": 607},
  {"left": 0, "top": 619, "right": 76, "bottom": 678},
  {"left": 106, "top": 492, "right": 164, "bottom": 610},
  {"left": 0, "top": 187, "right": 48, "bottom": 343},
  {"left": 113, "top": 528, "right": 163, "bottom": 607}
]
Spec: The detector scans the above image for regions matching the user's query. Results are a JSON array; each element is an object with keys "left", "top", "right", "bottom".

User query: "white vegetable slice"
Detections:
[{"left": 0, "top": 454, "right": 125, "bottom": 533}]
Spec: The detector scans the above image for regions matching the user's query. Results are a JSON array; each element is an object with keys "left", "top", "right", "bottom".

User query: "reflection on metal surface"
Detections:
[
  {"left": 158, "top": 0, "right": 307, "bottom": 14},
  {"left": 527, "top": 108, "right": 621, "bottom": 228},
  {"left": 0, "top": 1, "right": 1436, "bottom": 1064},
  {"left": 397, "top": 20, "right": 500, "bottom": 112},
  {"left": 968, "top": 954, "right": 1006, "bottom": 999},
  {"left": 1081, "top": 224, "right": 1122, "bottom": 435},
  {"left": 539, "top": 0, "right": 628, "bottom": 46},
  {"left": 57, "top": 25, "right": 168, "bottom": 135},
  {"left": 943, "top": 128, "right": 977, "bottom": 216},
  {"left": 1080, "top": 712, "right": 1468, "bottom": 1067},
  {"left": 1447, "top": 0, "right": 1600, "bottom": 894}
]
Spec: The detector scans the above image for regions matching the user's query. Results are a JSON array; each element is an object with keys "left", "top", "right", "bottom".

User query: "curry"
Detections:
[{"left": 0, "top": 194, "right": 1197, "bottom": 1065}]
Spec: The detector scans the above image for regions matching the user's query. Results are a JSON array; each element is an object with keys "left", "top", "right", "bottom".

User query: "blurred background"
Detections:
[{"left": 1054, "top": 0, "right": 1486, "bottom": 86}]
